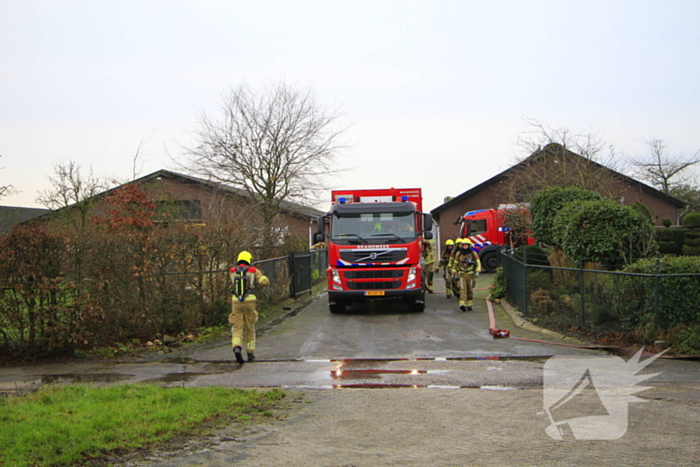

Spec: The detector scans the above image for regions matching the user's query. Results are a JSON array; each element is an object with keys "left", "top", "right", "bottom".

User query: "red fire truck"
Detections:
[
  {"left": 456, "top": 207, "right": 534, "bottom": 273},
  {"left": 314, "top": 188, "right": 434, "bottom": 313}
]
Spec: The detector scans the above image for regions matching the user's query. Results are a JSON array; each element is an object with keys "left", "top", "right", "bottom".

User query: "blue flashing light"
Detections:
[
  {"left": 401, "top": 195, "right": 408, "bottom": 202},
  {"left": 339, "top": 197, "right": 346, "bottom": 204},
  {"left": 464, "top": 209, "right": 488, "bottom": 217}
]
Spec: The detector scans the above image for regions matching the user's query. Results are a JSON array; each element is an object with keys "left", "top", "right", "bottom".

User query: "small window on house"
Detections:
[{"left": 156, "top": 200, "right": 202, "bottom": 222}]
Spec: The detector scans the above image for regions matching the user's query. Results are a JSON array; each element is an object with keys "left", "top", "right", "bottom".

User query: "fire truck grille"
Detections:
[
  {"left": 348, "top": 281, "right": 401, "bottom": 290},
  {"left": 345, "top": 270, "right": 403, "bottom": 279},
  {"left": 340, "top": 249, "right": 407, "bottom": 263}
]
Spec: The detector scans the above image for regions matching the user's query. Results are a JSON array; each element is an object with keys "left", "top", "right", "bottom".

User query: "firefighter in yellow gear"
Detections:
[
  {"left": 229, "top": 251, "right": 270, "bottom": 364},
  {"left": 450, "top": 238, "right": 463, "bottom": 297},
  {"left": 438, "top": 239, "right": 457, "bottom": 298},
  {"left": 448, "top": 238, "right": 481, "bottom": 312},
  {"left": 422, "top": 238, "right": 436, "bottom": 293}
]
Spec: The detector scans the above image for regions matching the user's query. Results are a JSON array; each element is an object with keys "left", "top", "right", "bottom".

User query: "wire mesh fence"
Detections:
[
  {"left": 0, "top": 248, "right": 328, "bottom": 354},
  {"left": 500, "top": 247, "right": 700, "bottom": 334}
]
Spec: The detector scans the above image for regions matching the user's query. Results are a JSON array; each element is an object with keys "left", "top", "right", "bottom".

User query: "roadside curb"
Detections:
[
  {"left": 490, "top": 295, "right": 569, "bottom": 340},
  {"left": 257, "top": 289, "right": 327, "bottom": 337}
]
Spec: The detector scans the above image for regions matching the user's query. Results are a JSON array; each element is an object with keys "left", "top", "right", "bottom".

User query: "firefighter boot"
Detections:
[
  {"left": 459, "top": 301, "right": 467, "bottom": 312},
  {"left": 247, "top": 352, "right": 255, "bottom": 362},
  {"left": 467, "top": 300, "right": 473, "bottom": 311},
  {"left": 233, "top": 346, "right": 245, "bottom": 364}
]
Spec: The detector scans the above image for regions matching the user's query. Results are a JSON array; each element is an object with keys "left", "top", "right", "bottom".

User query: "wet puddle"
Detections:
[
  {"left": 41, "top": 373, "right": 134, "bottom": 384},
  {"left": 151, "top": 373, "right": 207, "bottom": 383},
  {"left": 331, "top": 369, "right": 428, "bottom": 379}
]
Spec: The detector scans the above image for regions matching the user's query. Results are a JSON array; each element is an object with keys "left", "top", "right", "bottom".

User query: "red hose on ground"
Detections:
[
  {"left": 485, "top": 297, "right": 699, "bottom": 360},
  {"left": 485, "top": 297, "right": 510, "bottom": 338}
]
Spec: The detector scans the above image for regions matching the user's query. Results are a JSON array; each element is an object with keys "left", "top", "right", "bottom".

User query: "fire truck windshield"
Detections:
[{"left": 332, "top": 212, "right": 416, "bottom": 244}]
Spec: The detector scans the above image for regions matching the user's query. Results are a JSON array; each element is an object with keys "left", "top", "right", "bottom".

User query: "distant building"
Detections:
[
  {"left": 20, "top": 170, "right": 324, "bottom": 245},
  {"left": 431, "top": 143, "right": 687, "bottom": 242},
  {"left": 0, "top": 206, "right": 50, "bottom": 233}
]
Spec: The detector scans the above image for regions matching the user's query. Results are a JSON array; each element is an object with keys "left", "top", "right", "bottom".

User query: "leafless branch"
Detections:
[
  {"left": 180, "top": 81, "right": 348, "bottom": 223},
  {"left": 36, "top": 160, "right": 108, "bottom": 230},
  {"left": 629, "top": 137, "right": 700, "bottom": 193},
  {"left": 0, "top": 155, "right": 17, "bottom": 198},
  {"left": 132, "top": 128, "right": 160, "bottom": 181}
]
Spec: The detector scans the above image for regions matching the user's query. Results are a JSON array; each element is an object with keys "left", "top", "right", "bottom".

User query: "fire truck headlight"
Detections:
[
  {"left": 331, "top": 268, "right": 341, "bottom": 285},
  {"left": 407, "top": 267, "right": 417, "bottom": 284}
]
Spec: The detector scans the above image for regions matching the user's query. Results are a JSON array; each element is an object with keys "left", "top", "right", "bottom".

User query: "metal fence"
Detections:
[
  {"left": 500, "top": 248, "right": 700, "bottom": 333},
  {"left": 254, "top": 249, "right": 328, "bottom": 302}
]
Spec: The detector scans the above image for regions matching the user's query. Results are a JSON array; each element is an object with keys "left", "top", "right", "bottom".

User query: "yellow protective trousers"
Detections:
[
  {"left": 458, "top": 273, "right": 476, "bottom": 305},
  {"left": 443, "top": 269, "right": 453, "bottom": 295},
  {"left": 424, "top": 262, "right": 435, "bottom": 288},
  {"left": 229, "top": 299, "right": 259, "bottom": 351}
]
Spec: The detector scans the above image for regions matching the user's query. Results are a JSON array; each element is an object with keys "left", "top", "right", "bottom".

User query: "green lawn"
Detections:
[{"left": 0, "top": 384, "right": 285, "bottom": 466}]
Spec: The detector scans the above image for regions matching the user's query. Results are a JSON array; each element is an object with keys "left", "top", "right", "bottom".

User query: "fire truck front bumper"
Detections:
[{"left": 328, "top": 289, "right": 424, "bottom": 302}]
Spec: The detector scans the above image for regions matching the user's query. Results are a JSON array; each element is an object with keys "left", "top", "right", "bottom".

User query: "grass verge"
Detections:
[{"left": 0, "top": 384, "right": 285, "bottom": 466}]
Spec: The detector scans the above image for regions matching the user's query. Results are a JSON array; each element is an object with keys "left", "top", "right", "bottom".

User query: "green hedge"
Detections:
[
  {"left": 614, "top": 256, "right": 700, "bottom": 329},
  {"left": 655, "top": 228, "right": 686, "bottom": 255}
]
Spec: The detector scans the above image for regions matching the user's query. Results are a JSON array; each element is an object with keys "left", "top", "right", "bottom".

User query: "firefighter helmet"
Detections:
[
  {"left": 237, "top": 251, "right": 253, "bottom": 265},
  {"left": 462, "top": 238, "right": 473, "bottom": 245},
  {"left": 455, "top": 238, "right": 464, "bottom": 244},
  {"left": 445, "top": 239, "right": 454, "bottom": 246}
]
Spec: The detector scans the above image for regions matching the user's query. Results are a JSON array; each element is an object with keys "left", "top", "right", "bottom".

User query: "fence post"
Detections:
[
  {"left": 579, "top": 261, "right": 585, "bottom": 329},
  {"left": 522, "top": 248, "right": 528, "bottom": 317},
  {"left": 288, "top": 251, "right": 296, "bottom": 298},
  {"left": 654, "top": 253, "right": 660, "bottom": 320}
]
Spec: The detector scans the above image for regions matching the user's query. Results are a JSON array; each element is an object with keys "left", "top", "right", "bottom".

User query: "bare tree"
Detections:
[
  {"left": 630, "top": 137, "right": 700, "bottom": 194},
  {"left": 131, "top": 128, "right": 160, "bottom": 181},
  {"left": 0, "top": 155, "right": 17, "bottom": 198},
  {"left": 498, "top": 118, "right": 623, "bottom": 206},
  {"left": 181, "top": 81, "right": 347, "bottom": 254},
  {"left": 515, "top": 117, "right": 619, "bottom": 167},
  {"left": 37, "top": 161, "right": 108, "bottom": 230}
]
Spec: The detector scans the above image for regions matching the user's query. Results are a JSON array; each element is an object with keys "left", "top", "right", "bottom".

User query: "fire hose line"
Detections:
[{"left": 484, "top": 297, "right": 700, "bottom": 360}]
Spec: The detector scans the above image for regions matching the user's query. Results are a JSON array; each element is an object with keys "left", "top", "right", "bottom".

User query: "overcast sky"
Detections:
[{"left": 1, "top": 0, "right": 699, "bottom": 212}]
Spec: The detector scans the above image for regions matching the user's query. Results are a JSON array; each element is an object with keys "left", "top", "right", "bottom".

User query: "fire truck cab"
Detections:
[
  {"left": 458, "top": 208, "right": 533, "bottom": 272},
  {"left": 315, "top": 188, "right": 433, "bottom": 313}
]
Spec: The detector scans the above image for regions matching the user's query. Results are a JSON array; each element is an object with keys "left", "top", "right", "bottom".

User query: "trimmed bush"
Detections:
[
  {"left": 552, "top": 199, "right": 658, "bottom": 268},
  {"left": 655, "top": 228, "right": 686, "bottom": 256},
  {"left": 614, "top": 256, "right": 700, "bottom": 329},
  {"left": 530, "top": 187, "right": 603, "bottom": 247},
  {"left": 682, "top": 212, "right": 700, "bottom": 229},
  {"left": 682, "top": 212, "right": 700, "bottom": 256},
  {"left": 662, "top": 218, "right": 672, "bottom": 228}
]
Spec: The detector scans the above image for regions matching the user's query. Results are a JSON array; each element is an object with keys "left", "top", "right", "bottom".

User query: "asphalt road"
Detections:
[{"left": 1, "top": 275, "right": 698, "bottom": 466}]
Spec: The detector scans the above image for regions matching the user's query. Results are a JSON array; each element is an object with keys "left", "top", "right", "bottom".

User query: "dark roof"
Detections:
[
  {"left": 135, "top": 170, "right": 325, "bottom": 220},
  {"left": 431, "top": 143, "right": 687, "bottom": 218},
  {"left": 21, "top": 169, "right": 325, "bottom": 226},
  {"left": 0, "top": 206, "right": 51, "bottom": 232}
]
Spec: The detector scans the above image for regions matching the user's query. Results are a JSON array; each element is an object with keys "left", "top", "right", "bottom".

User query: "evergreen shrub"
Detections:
[{"left": 614, "top": 256, "right": 700, "bottom": 329}]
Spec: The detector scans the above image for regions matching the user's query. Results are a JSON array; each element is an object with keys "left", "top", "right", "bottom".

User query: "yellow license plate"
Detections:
[{"left": 365, "top": 290, "right": 385, "bottom": 296}]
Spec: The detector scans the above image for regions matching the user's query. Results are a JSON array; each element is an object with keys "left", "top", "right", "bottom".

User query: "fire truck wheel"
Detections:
[{"left": 481, "top": 251, "right": 499, "bottom": 273}]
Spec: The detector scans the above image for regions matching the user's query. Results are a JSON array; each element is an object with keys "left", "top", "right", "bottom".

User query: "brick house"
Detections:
[
  {"left": 34, "top": 169, "right": 324, "bottom": 245},
  {"left": 0, "top": 206, "right": 50, "bottom": 233},
  {"left": 431, "top": 143, "right": 687, "bottom": 245}
]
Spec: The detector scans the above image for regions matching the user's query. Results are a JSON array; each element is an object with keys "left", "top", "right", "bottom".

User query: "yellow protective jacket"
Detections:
[
  {"left": 448, "top": 249, "right": 481, "bottom": 275},
  {"left": 422, "top": 240, "right": 435, "bottom": 265},
  {"left": 438, "top": 246, "right": 455, "bottom": 268}
]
